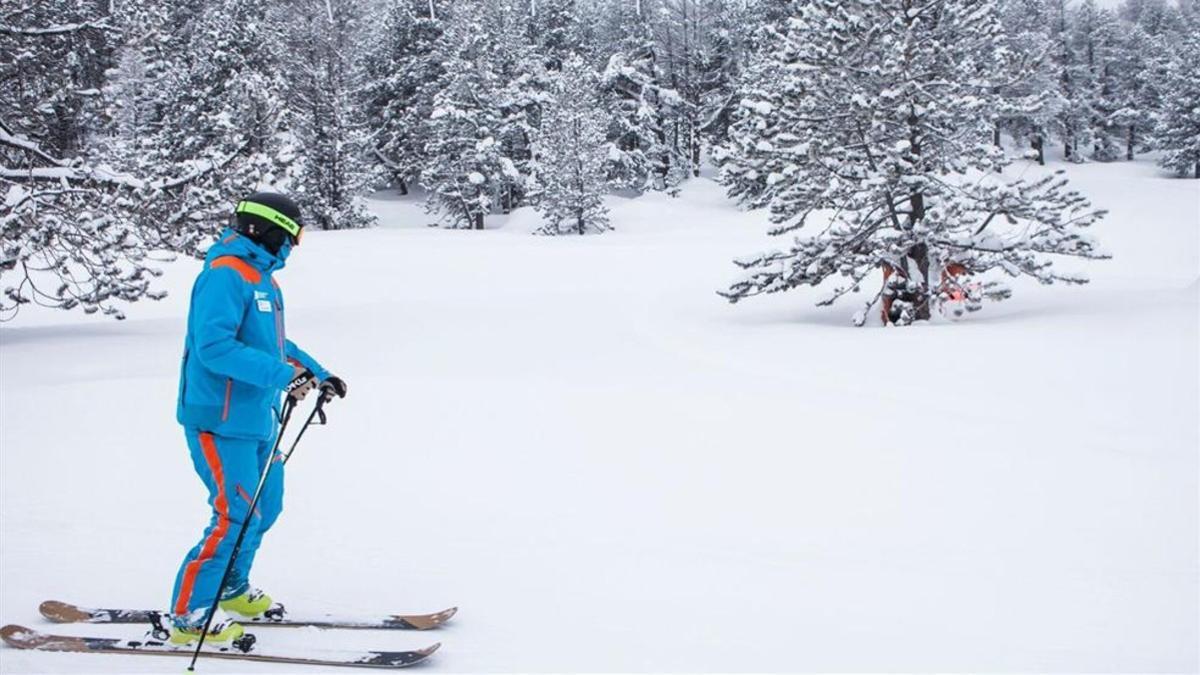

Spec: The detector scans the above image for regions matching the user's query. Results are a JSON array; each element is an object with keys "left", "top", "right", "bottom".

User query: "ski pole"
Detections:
[{"left": 186, "top": 394, "right": 328, "bottom": 670}]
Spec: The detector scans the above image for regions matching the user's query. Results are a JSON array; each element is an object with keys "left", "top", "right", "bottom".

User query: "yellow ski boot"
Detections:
[
  {"left": 220, "top": 587, "right": 282, "bottom": 621},
  {"left": 166, "top": 609, "right": 245, "bottom": 646}
]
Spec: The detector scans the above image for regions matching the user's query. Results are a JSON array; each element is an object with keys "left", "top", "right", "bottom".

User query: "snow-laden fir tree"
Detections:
[
  {"left": 359, "top": 0, "right": 444, "bottom": 195},
  {"left": 532, "top": 56, "right": 611, "bottom": 235},
  {"left": 711, "top": 18, "right": 792, "bottom": 210},
  {"left": 996, "top": 0, "right": 1065, "bottom": 165},
  {"left": 528, "top": 0, "right": 586, "bottom": 70},
  {"left": 1, "top": 3, "right": 167, "bottom": 320},
  {"left": 718, "top": 0, "right": 1108, "bottom": 326},
  {"left": 1070, "top": 0, "right": 1123, "bottom": 161},
  {"left": 1050, "top": 0, "right": 1096, "bottom": 162},
  {"left": 1107, "top": 24, "right": 1165, "bottom": 161},
  {"left": 419, "top": 0, "right": 509, "bottom": 229},
  {"left": 1152, "top": 26, "right": 1200, "bottom": 178},
  {"left": 595, "top": 0, "right": 684, "bottom": 193},
  {"left": 489, "top": 1, "right": 552, "bottom": 214},
  {"left": 0, "top": 0, "right": 113, "bottom": 158},
  {"left": 282, "top": 0, "right": 380, "bottom": 229},
  {"left": 123, "top": 0, "right": 296, "bottom": 249},
  {"left": 694, "top": 0, "right": 757, "bottom": 154}
]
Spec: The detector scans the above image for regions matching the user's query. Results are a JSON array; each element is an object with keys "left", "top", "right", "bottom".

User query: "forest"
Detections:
[{"left": 1, "top": 0, "right": 1198, "bottom": 321}]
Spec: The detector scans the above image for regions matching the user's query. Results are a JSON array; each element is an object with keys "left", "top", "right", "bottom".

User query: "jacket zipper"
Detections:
[{"left": 221, "top": 378, "right": 232, "bottom": 422}]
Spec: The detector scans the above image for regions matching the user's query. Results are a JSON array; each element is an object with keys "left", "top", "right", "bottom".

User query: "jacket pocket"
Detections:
[{"left": 221, "top": 378, "right": 233, "bottom": 422}]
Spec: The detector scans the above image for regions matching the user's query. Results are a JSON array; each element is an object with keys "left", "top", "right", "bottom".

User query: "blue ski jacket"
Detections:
[{"left": 176, "top": 230, "right": 330, "bottom": 440}]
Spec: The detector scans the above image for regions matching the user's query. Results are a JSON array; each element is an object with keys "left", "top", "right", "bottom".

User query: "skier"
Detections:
[{"left": 169, "top": 193, "right": 347, "bottom": 645}]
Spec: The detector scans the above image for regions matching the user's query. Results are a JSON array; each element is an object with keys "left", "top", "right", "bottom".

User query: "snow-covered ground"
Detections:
[{"left": 1, "top": 158, "right": 1197, "bottom": 673}]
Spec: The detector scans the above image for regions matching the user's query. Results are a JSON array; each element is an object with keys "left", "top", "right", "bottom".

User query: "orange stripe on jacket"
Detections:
[
  {"left": 174, "top": 432, "right": 231, "bottom": 616},
  {"left": 210, "top": 256, "right": 261, "bottom": 284}
]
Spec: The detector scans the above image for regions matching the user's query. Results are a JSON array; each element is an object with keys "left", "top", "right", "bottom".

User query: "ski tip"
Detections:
[
  {"left": 0, "top": 624, "right": 37, "bottom": 645},
  {"left": 419, "top": 642, "right": 442, "bottom": 657},
  {"left": 396, "top": 607, "right": 458, "bottom": 630},
  {"left": 39, "top": 600, "right": 87, "bottom": 623}
]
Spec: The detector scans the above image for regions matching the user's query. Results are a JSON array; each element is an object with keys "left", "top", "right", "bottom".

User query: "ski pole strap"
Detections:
[{"left": 281, "top": 395, "right": 327, "bottom": 466}]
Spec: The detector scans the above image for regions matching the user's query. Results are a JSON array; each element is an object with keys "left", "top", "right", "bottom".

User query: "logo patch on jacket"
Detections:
[{"left": 254, "top": 290, "right": 272, "bottom": 313}]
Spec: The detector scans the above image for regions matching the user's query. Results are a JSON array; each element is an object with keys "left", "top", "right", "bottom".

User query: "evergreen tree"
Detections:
[
  {"left": 596, "top": 0, "right": 684, "bottom": 193},
  {"left": 1, "top": 1, "right": 218, "bottom": 320},
  {"left": 718, "top": 0, "right": 1108, "bottom": 325},
  {"left": 1108, "top": 24, "right": 1165, "bottom": 161},
  {"left": 712, "top": 27, "right": 791, "bottom": 210},
  {"left": 997, "top": 0, "right": 1064, "bottom": 165},
  {"left": 1152, "top": 29, "right": 1200, "bottom": 178},
  {"left": 528, "top": 0, "right": 585, "bottom": 69},
  {"left": 359, "top": 0, "right": 443, "bottom": 194},
  {"left": 283, "top": 0, "right": 380, "bottom": 229},
  {"left": 533, "top": 56, "right": 611, "bottom": 235},
  {"left": 1071, "top": 0, "right": 1123, "bottom": 161},
  {"left": 1051, "top": 0, "right": 1094, "bottom": 162},
  {"left": 491, "top": 0, "right": 551, "bottom": 214},
  {"left": 124, "top": 0, "right": 295, "bottom": 249},
  {"left": 0, "top": 0, "right": 114, "bottom": 157},
  {"left": 419, "top": 0, "right": 508, "bottom": 229}
]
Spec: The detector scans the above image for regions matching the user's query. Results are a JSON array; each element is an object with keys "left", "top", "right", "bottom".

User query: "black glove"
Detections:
[
  {"left": 285, "top": 367, "right": 317, "bottom": 401},
  {"left": 320, "top": 375, "right": 348, "bottom": 401}
]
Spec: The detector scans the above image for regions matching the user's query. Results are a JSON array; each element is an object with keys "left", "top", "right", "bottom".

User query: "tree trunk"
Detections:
[
  {"left": 473, "top": 212, "right": 484, "bottom": 230},
  {"left": 1032, "top": 134, "right": 1045, "bottom": 166},
  {"left": 1126, "top": 125, "right": 1135, "bottom": 161},
  {"left": 909, "top": 242, "right": 932, "bottom": 321},
  {"left": 1194, "top": 161, "right": 1199, "bottom": 179},
  {"left": 397, "top": 178, "right": 408, "bottom": 196}
]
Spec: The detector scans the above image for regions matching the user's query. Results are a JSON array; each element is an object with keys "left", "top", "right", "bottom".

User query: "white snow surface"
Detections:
[{"left": 1, "top": 159, "right": 1197, "bottom": 672}]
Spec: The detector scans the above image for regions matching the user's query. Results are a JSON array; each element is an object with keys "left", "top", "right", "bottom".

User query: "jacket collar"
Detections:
[{"left": 205, "top": 229, "right": 287, "bottom": 274}]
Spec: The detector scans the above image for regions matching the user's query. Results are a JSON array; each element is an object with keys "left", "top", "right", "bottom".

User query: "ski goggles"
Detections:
[{"left": 236, "top": 200, "right": 304, "bottom": 245}]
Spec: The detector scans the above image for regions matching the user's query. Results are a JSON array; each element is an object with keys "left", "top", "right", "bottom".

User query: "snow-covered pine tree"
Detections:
[
  {"left": 1071, "top": 0, "right": 1123, "bottom": 161},
  {"left": 695, "top": 0, "right": 756, "bottom": 156},
  {"left": 124, "top": 0, "right": 295, "bottom": 250},
  {"left": 711, "top": 27, "right": 791, "bottom": 210},
  {"left": 282, "top": 0, "right": 380, "bottom": 230},
  {"left": 1051, "top": 0, "right": 1095, "bottom": 162},
  {"left": 718, "top": 0, "right": 1108, "bottom": 326},
  {"left": 359, "top": 0, "right": 444, "bottom": 194},
  {"left": 1107, "top": 23, "right": 1165, "bottom": 161},
  {"left": 528, "top": 0, "right": 586, "bottom": 70},
  {"left": 596, "top": 0, "right": 684, "bottom": 193},
  {"left": 490, "top": 0, "right": 551, "bottom": 214},
  {"left": 0, "top": 0, "right": 114, "bottom": 158},
  {"left": 997, "top": 0, "right": 1064, "bottom": 165},
  {"left": 533, "top": 55, "right": 611, "bottom": 235},
  {"left": 1152, "top": 27, "right": 1200, "bottom": 178},
  {"left": 1, "top": 3, "right": 164, "bottom": 320},
  {"left": 1, "top": 118, "right": 173, "bottom": 320},
  {"left": 419, "top": 0, "right": 508, "bottom": 229}
]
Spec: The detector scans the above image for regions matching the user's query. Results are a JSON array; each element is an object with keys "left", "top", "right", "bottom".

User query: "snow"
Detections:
[{"left": 1, "top": 158, "right": 1198, "bottom": 672}]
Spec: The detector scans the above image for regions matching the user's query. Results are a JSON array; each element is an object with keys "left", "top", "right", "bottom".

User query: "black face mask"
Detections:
[{"left": 230, "top": 216, "right": 293, "bottom": 255}]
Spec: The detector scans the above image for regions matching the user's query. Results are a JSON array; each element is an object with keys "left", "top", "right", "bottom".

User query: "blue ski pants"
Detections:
[{"left": 170, "top": 427, "right": 284, "bottom": 619}]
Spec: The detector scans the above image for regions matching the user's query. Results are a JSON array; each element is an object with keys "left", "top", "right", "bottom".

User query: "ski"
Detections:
[
  {"left": 39, "top": 600, "right": 457, "bottom": 631},
  {"left": 1, "top": 624, "right": 438, "bottom": 669}
]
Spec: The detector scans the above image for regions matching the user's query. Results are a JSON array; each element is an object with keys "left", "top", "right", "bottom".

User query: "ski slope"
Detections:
[{"left": 1, "top": 158, "right": 1197, "bottom": 672}]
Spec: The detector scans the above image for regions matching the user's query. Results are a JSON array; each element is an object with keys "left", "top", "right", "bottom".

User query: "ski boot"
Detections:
[
  {"left": 157, "top": 608, "right": 249, "bottom": 650},
  {"left": 220, "top": 587, "right": 285, "bottom": 622}
]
